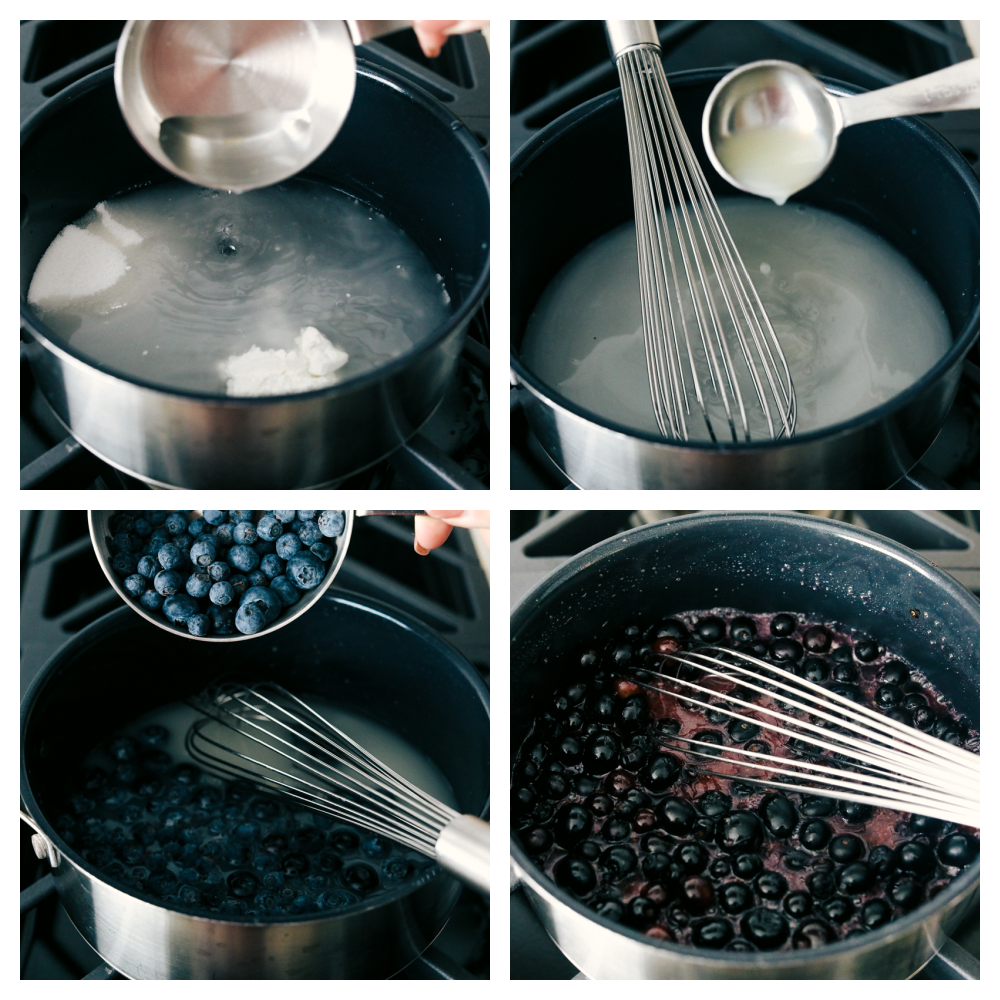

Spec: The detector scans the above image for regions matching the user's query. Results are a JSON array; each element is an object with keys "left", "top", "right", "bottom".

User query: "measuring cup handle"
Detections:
[{"left": 838, "top": 57, "right": 980, "bottom": 127}]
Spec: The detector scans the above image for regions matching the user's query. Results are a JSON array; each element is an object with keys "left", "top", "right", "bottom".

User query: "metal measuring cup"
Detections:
[
  {"left": 89, "top": 510, "right": 423, "bottom": 641},
  {"left": 115, "top": 20, "right": 410, "bottom": 191}
]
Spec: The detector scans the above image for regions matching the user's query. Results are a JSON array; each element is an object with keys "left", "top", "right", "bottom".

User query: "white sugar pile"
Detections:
[
  {"left": 219, "top": 326, "right": 349, "bottom": 397},
  {"left": 28, "top": 202, "right": 143, "bottom": 307}
]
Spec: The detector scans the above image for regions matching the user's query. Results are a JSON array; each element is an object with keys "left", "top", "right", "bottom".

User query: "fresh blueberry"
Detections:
[
  {"left": 269, "top": 576, "right": 300, "bottom": 607},
  {"left": 208, "top": 605, "right": 236, "bottom": 635},
  {"left": 233, "top": 521, "right": 257, "bottom": 545},
  {"left": 274, "top": 510, "right": 297, "bottom": 523},
  {"left": 229, "top": 510, "right": 253, "bottom": 524},
  {"left": 260, "top": 553, "right": 283, "bottom": 579},
  {"left": 189, "top": 539, "right": 216, "bottom": 568},
  {"left": 248, "top": 570, "right": 268, "bottom": 587},
  {"left": 164, "top": 512, "right": 188, "bottom": 535},
  {"left": 310, "top": 542, "right": 333, "bottom": 562},
  {"left": 210, "top": 581, "right": 235, "bottom": 606},
  {"left": 297, "top": 520, "right": 323, "bottom": 546},
  {"left": 214, "top": 523, "right": 235, "bottom": 547},
  {"left": 227, "top": 544, "right": 259, "bottom": 573},
  {"left": 318, "top": 510, "right": 346, "bottom": 537},
  {"left": 187, "top": 614, "right": 210, "bottom": 636},
  {"left": 186, "top": 572, "right": 212, "bottom": 598},
  {"left": 203, "top": 510, "right": 226, "bottom": 526},
  {"left": 137, "top": 555, "right": 159, "bottom": 579},
  {"left": 276, "top": 533, "right": 302, "bottom": 560},
  {"left": 207, "top": 560, "right": 231, "bottom": 582},
  {"left": 157, "top": 543, "right": 182, "bottom": 570},
  {"left": 256, "top": 515, "right": 283, "bottom": 541},
  {"left": 163, "top": 594, "right": 198, "bottom": 623},
  {"left": 112, "top": 551, "right": 139, "bottom": 576},
  {"left": 123, "top": 574, "right": 146, "bottom": 597},
  {"left": 286, "top": 551, "right": 326, "bottom": 590},
  {"left": 235, "top": 602, "right": 267, "bottom": 635}
]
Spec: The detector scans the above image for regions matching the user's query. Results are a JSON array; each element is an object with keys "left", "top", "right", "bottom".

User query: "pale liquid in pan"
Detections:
[
  {"left": 520, "top": 198, "right": 952, "bottom": 439},
  {"left": 89, "top": 698, "right": 459, "bottom": 813},
  {"left": 714, "top": 129, "right": 832, "bottom": 204},
  {"left": 29, "top": 180, "right": 452, "bottom": 395}
]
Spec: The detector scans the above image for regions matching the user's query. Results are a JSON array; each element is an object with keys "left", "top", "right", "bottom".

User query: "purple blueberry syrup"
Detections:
[{"left": 513, "top": 609, "right": 979, "bottom": 952}]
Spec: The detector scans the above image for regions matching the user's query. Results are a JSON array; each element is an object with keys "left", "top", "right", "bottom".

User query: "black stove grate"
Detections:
[
  {"left": 21, "top": 509, "right": 489, "bottom": 979},
  {"left": 20, "top": 21, "right": 490, "bottom": 491},
  {"left": 509, "top": 509, "right": 979, "bottom": 979},
  {"left": 509, "top": 19, "right": 979, "bottom": 490}
]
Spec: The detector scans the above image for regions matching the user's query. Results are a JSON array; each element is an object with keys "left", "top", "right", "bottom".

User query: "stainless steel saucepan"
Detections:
[
  {"left": 89, "top": 509, "right": 423, "bottom": 642},
  {"left": 510, "top": 512, "right": 979, "bottom": 978}
]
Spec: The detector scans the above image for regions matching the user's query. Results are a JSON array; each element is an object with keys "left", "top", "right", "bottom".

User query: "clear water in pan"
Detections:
[
  {"left": 28, "top": 179, "right": 452, "bottom": 395},
  {"left": 520, "top": 198, "right": 951, "bottom": 440}
]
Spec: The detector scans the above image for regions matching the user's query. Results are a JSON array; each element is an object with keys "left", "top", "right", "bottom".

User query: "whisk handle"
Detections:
[
  {"left": 435, "top": 814, "right": 490, "bottom": 896},
  {"left": 605, "top": 21, "right": 660, "bottom": 59}
]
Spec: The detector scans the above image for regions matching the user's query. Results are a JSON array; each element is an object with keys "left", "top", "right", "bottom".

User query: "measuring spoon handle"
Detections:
[{"left": 838, "top": 57, "right": 979, "bottom": 128}]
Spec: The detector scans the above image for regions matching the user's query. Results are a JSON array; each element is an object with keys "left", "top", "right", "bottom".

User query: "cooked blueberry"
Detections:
[
  {"left": 807, "top": 870, "right": 836, "bottom": 899},
  {"left": 593, "top": 899, "right": 625, "bottom": 922},
  {"left": 555, "top": 735, "right": 583, "bottom": 766},
  {"left": 718, "top": 880, "right": 754, "bottom": 914},
  {"left": 341, "top": 863, "right": 379, "bottom": 894},
  {"left": 619, "top": 694, "right": 648, "bottom": 730},
  {"left": 881, "top": 661, "right": 910, "bottom": 685},
  {"left": 770, "top": 614, "right": 796, "bottom": 636},
  {"left": 226, "top": 870, "right": 258, "bottom": 898},
  {"left": 732, "top": 853, "right": 764, "bottom": 879},
  {"left": 692, "top": 730, "right": 724, "bottom": 747},
  {"left": 799, "top": 795, "right": 836, "bottom": 817},
  {"left": 741, "top": 907, "right": 789, "bottom": 949},
  {"left": 821, "top": 895, "right": 854, "bottom": 923},
  {"left": 838, "top": 800, "right": 874, "bottom": 823},
  {"left": 539, "top": 773, "right": 570, "bottom": 800},
  {"left": 769, "top": 638, "right": 803, "bottom": 663},
  {"left": 868, "top": 845, "right": 896, "bottom": 877},
  {"left": 937, "top": 833, "right": 978, "bottom": 868},
  {"left": 755, "top": 871, "right": 788, "bottom": 900},
  {"left": 889, "top": 877, "right": 924, "bottom": 910},
  {"left": 895, "top": 840, "right": 935, "bottom": 877},
  {"left": 727, "top": 717, "right": 762, "bottom": 743},
  {"left": 699, "top": 791, "right": 732, "bottom": 818},
  {"left": 642, "top": 753, "right": 682, "bottom": 793},
  {"left": 717, "top": 812, "right": 763, "bottom": 854},
  {"left": 695, "top": 616, "right": 726, "bottom": 643},
  {"left": 802, "top": 626, "right": 831, "bottom": 653},
  {"left": 573, "top": 841, "right": 602, "bottom": 863},
  {"left": 599, "top": 846, "right": 638, "bottom": 880},
  {"left": 641, "top": 853, "right": 682, "bottom": 883},
  {"left": 679, "top": 876, "right": 714, "bottom": 914},
  {"left": 831, "top": 660, "right": 858, "bottom": 683},
  {"left": 837, "top": 861, "right": 874, "bottom": 894},
  {"left": 602, "top": 817, "right": 631, "bottom": 842},
  {"left": 623, "top": 896, "right": 658, "bottom": 929},
  {"left": 658, "top": 797, "right": 696, "bottom": 836},
  {"left": 854, "top": 638, "right": 880, "bottom": 662},
  {"left": 799, "top": 656, "right": 829, "bottom": 683},
  {"left": 829, "top": 834, "right": 864, "bottom": 863},
  {"left": 692, "top": 917, "right": 734, "bottom": 948},
  {"left": 109, "top": 737, "right": 139, "bottom": 762},
  {"left": 675, "top": 842, "right": 708, "bottom": 874},
  {"left": 759, "top": 795, "right": 798, "bottom": 838},
  {"left": 619, "top": 738, "right": 648, "bottom": 770},
  {"left": 730, "top": 617, "right": 756, "bottom": 643},
  {"left": 860, "top": 898, "right": 893, "bottom": 930},
  {"left": 874, "top": 684, "right": 904, "bottom": 709},
  {"left": 792, "top": 918, "right": 837, "bottom": 949},
  {"left": 783, "top": 891, "right": 812, "bottom": 918},
  {"left": 553, "top": 804, "right": 591, "bottom": 848}
]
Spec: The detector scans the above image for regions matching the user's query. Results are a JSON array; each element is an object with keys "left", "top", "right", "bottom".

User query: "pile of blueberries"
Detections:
[
  {"left": 105, "top": 510, "right": 346, "bottom": 636},
  {"left": 55, "top": 722, "right": 433, "bottom": 919},
  {"left": 513, "top": 609, "right": 980, "bottom": 952}
]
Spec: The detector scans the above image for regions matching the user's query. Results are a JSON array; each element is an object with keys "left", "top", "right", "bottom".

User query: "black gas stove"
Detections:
[
  {"left": 509, "top": 20, "right": 979, "bottom": 490},
  {"left": 510, "top": 509, "right": 979, "bottom": 979},
  {"left": 21, "top": 510, "right": 489, "bottom": 979},
  {"left": 20, "top": 21, "right": 490, "bottom": 491}
]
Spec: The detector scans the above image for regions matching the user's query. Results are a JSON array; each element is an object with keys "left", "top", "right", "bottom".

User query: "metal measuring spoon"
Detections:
[
  {"left": 115, "top": 20, "right": 409, "bottom": 192},
  {"left": 702, "top": 58, "right": 980, "bottom": 205}
]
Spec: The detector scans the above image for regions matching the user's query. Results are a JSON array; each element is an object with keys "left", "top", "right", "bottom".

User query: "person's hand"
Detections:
[
  {"left": 411, "top": 20, "right": 489, "bottom": 58},
  {"left": 414, "top": 510, "right": 490, "bottom": 554}
]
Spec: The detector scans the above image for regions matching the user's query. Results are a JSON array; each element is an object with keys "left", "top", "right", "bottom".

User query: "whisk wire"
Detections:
[
  {"left": 613, "top": 34, "right": 797, "bottom": 443},
  {"left": 617, "top": 645, "right": 978, "bottom": 826}
]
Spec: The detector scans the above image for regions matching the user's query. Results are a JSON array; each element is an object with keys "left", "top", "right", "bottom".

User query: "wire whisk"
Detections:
[
  {"left": 186, "top": 682, "right": 490, "bottom": 893},
  {"left": 607, "top": 21, "right": 797, "bottom": 444},
  {"left": 620, "top": 646, "right": 979, "bottom": 828}
]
